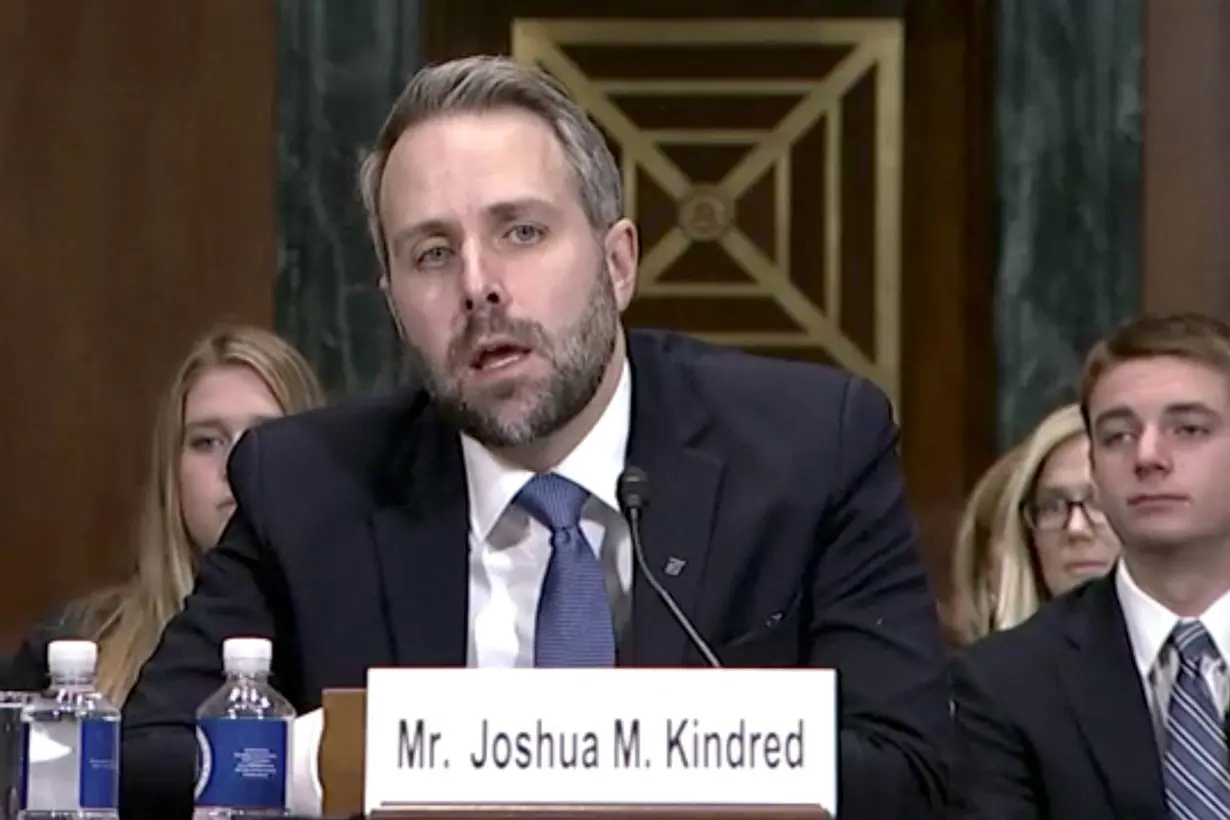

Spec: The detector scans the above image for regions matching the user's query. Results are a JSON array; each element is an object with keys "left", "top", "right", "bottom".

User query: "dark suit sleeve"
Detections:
[
  {"left": 807, "top": 378, "right": 951, "bottom": 818},
  {"left": 949, "top": 650, "right": 1039, "bottom": 820},
  {"left": 120, "top": 433, "right": 289, "bottom": 820}
]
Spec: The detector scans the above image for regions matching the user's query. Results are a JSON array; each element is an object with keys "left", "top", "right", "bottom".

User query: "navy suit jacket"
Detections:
[
  {"left": 121, "top": 329, "right": 950, "bottom": 818},
  {"left": 950, "top": 574, "right": 1167, "bottom": 819}
]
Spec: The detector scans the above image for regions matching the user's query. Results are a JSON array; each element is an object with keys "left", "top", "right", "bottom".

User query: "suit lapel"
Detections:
[
  {"left": 1059, "top": 577, "right": 1166, "bottom": 817},
  {"left": 622, "top": 332, "right": 724, "bottom": 667},
  {"left": 368, "top": 397, "right": 469, "bottom": 667}
]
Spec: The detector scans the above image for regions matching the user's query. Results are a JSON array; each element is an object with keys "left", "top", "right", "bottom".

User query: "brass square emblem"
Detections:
[{"left": 513, "top": 19, "right": 903, "bottom": 409}]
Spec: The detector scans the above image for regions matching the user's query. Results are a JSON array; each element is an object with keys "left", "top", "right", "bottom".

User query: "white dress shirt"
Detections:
[
  {"left": 1116, "top": 561, "right": 1230, "bottom": 747},
  {"left": 462, "top": 357, "right": 634, "bottom": 668}
]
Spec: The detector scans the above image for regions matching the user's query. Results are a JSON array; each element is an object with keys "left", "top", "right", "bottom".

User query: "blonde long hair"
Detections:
[
  {"left": 949, "top": 404, "right": 1087, "bottom": 645},
  {"left": 68, "top": 325, "right": 326, "bottom": 703}
]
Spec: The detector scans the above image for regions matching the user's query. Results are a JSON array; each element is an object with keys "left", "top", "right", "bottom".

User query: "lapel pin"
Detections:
[{"left": 663, "top": 557, "right": 686, "bottom": 576}]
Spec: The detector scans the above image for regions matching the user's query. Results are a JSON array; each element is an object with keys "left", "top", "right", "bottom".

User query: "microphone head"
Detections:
[{"left": 616, "top": 466, "right": 650, "bottom": 514}]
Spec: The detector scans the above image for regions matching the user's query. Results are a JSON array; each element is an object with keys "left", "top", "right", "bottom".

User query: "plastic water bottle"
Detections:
[
  {"left": 193, "top": 638, "right": 293, "bottom": 819},
  {"left": 19, "top": 640, "right": 120, "bottom": 820}
]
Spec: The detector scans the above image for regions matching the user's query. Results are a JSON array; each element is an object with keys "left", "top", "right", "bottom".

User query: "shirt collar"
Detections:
[
  {"left": 1116, "top": 560, "right": 1230, "bottom": 674},
  {"left": 460, "top": 356, "right": 631, "bottom": 542}
]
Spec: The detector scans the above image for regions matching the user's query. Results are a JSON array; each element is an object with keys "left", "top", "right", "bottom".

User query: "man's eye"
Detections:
[
  {"left": 416, "top": 246, "right": 454, "bottom": 268},
  {"left": 507, "top": 224, "right": 545, "bottom": 245}
]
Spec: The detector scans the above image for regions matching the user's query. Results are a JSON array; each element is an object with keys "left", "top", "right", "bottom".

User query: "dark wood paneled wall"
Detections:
[
  {"left": 1142, "top": 0, "right": 1230, "bottom": 318},
  {"left": 899, "top": 0, "right": 996, "bottom": 596},
  {"left": 0, "top": 0, "right": 277, "bottom": 647}
]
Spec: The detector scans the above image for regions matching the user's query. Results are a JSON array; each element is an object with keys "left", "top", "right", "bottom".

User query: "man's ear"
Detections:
[
  {"left": 379, "top": 275, "right": 406, "bottom": 341},
  {"left": 603, "top": 218, "right": 639, "bottom": 311}
]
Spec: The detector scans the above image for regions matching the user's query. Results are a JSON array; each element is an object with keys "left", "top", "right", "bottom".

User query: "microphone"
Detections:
[{"left": 616, "top": 466, "right": 723, "bottom": 668}]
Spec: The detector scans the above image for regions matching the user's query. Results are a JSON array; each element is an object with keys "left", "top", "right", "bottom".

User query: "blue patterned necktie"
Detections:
[
  {"left": 1163, "top": 620, "right": 1230, "bottom": 819},
  {"left": 515, "top": 473, "right": 616, "bottom": 667}
]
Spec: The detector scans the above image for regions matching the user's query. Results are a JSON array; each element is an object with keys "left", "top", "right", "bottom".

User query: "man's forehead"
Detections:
[
  {"left": 380, "top": 110, "right": 576, "bottom": 224},
  {"left": 387, "top": 111, "right": 568, "bottom": 182},
  {"left": 1090, "top": 357, "right": 1230, "bottom": 417}
]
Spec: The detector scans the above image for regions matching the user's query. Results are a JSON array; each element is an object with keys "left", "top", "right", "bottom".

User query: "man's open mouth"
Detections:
[{"left": 469, "top": 339, "right": 531, "bottom": 372}]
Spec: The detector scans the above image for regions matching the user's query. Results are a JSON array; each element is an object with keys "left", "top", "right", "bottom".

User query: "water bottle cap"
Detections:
[
  {"left": 47, "top": 640, "right": 97, "bottom": 676},
  {"left": 222, "top": 637, "right": 272, "bottom": 673}
]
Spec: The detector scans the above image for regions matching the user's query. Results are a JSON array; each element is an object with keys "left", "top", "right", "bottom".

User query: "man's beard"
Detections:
[{"left": 408, "top": 270, "right": 619, "bottom": 449}]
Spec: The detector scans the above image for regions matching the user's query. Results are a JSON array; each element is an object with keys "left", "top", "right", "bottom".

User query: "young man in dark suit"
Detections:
[
  {"left": 119, "top": 56, "right": 950, "bottom": 818},
  {"left": 952, "top": 312, "right": 1230, "bottom": 819}
]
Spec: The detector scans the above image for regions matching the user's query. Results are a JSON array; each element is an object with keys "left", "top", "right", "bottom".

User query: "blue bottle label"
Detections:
[
  {"left": 195, "top": 718, "right": 288, "bottom": 809},
  {"left": 79, "top": 718, "right": 119, "bottom": 809},
  {"left": 16, "top": 723, "right": 27, "bottom": 808},
  {"left": 20, "top": 719, "right": 118, "bottom": 811}
]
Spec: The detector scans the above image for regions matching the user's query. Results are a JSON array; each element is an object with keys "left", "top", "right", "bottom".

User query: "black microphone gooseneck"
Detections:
[{"left": 616, "top": 466, "right": 723, "bottom": 668}]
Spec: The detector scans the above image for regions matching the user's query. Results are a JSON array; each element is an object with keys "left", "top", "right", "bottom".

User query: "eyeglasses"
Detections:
[{"left": 1022, "top": 495, "right": 1109, "bottom": 533}]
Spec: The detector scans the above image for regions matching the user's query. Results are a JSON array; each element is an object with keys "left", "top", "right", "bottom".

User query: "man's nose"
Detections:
[
  {"left": 459, "top": 244, "right": 507, "bottom": 312},
  {"left": 1134, "top": 426, "right": 1172, "bottom": 475}
]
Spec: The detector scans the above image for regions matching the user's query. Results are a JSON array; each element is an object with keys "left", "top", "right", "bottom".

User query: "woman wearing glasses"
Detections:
[{"left": 948, "top": 403, "right": 1121, "bottom": 646}]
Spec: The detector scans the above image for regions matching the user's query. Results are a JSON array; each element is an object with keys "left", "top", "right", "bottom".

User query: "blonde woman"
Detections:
[
  {"left": 947, "top": 403, "right": 1121, "bottom": 646},
  {"left": 6, "top": 325, "right": 326, "bottom": 701}
]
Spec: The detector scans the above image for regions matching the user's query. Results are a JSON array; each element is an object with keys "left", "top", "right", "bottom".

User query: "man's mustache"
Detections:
[{"left": 446, "top": 312, "right": 548, "bottom": 368}]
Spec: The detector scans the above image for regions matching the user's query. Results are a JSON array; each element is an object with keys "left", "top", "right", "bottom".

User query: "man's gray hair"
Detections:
[{"left": 358, "top": 55, "right": 623, "bottom": 275}]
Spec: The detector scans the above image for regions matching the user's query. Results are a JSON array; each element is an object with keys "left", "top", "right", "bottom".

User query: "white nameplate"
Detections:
[{"left": 363, "top": 668, "right": 836, "bottom": 813}]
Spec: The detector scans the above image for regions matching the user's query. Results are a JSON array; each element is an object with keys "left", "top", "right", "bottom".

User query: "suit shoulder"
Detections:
[
  {"left": 958, "top": 584, "right": 1094, "bottom": 674},
  {"left": 253, "top": 388, "right": 415, "bottom": 452},
  {"left": 959, "top": 615, "right": 1048, "bottom": 672},
  {"left": 642, "top": 329, "right": 881, "bottom": 423},
  {"left": 233, "top": 386, "right": 427, "bottom": 497}
]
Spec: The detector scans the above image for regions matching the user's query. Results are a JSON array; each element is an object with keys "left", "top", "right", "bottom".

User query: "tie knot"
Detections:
[
  {"left": 515, "top": 473, "right": 589, "bottom": 533},
  {"left": 1170, "top": 620, "right": 1220, "bottom": 666}
]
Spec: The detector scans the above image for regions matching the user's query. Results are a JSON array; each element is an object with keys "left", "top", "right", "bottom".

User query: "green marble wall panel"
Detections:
[
  {"left": 276, "top": 0, "right": 421, "bottom": 396},
  {"left": 995, "top": 0, "right": 1143, "bottom": 447}
]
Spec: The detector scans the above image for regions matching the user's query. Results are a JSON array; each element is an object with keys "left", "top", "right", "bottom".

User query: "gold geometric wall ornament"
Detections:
[
  {"left": 511, "top": 19, "right": 904, "bottom": 410},
  {"left": 678, "top": 184, "right": 735, "bottom": 243}
]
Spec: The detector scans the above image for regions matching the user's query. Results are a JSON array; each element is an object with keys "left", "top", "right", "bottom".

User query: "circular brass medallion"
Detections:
[{"left": 678, "top": 185, "right": 735, "bottom": 242}]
